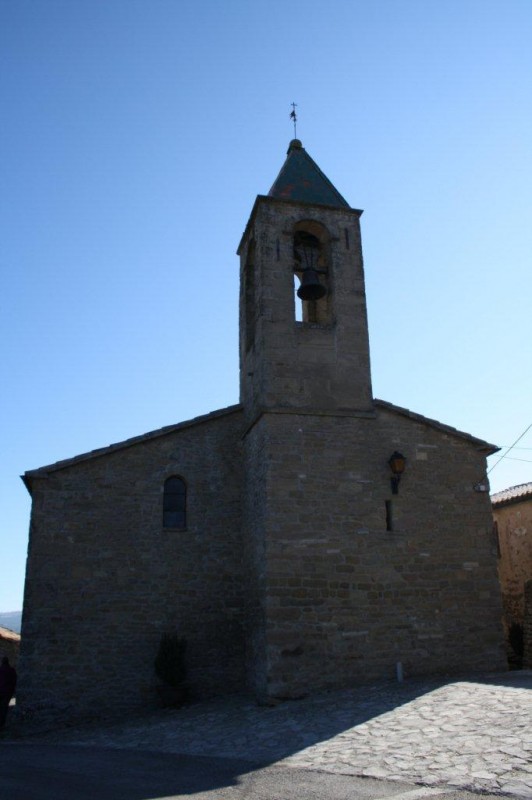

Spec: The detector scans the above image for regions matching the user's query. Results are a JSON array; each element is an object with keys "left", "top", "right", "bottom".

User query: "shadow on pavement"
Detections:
[
  {"left": 3, "top": 671, "right": 530, "bottom": 799},
  {"left": 1, "top": 745, "right": 263, "bottom": 800}
]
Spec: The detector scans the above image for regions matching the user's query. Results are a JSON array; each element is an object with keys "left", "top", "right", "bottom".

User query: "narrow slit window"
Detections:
[
  {"left": 163, "top": 476, "right": 186, "bottom": 529},
  {"left": 385, "top": 500, "right": 393, "bottom": 531},
  {"left": 294, "top": 273, "right": 303, "bottom": 321}
]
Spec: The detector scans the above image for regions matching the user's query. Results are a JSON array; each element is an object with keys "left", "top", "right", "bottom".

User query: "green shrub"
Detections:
[{"left": 154, "top": 633, "right": 187, "bottom": 687}]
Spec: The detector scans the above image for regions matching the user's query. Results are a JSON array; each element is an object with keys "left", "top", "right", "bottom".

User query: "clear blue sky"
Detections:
[{"left": 1, "top": 0, "right": 531, "bottom": 612}]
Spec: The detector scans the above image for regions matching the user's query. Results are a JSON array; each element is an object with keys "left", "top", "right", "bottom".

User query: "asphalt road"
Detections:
[{"left": 0, "top": 744, "right": 518, "bottom": 800}]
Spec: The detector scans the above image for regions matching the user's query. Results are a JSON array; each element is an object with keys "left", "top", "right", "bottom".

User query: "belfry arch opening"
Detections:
[{"left": 293, "top": 220, "right": 331, "bottom": 325}]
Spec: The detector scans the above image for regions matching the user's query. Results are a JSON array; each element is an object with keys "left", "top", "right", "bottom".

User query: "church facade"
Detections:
[{"left": 19, "top": 140, "right": 505, "bottom": 718}]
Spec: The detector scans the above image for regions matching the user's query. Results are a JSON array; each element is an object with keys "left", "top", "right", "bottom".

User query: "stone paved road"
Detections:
[
  {"left": 0, "top": 744, "right": 508, "bottom": 800},
  {"left": 17, "top": 671, "right": 532, "bottom": 799}
]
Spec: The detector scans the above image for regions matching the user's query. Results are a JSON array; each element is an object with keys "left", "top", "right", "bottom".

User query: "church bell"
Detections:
[
  {"left": 297, "top": 268, "right": 327, "bottom": 301},
  {"left": 294, "top": 231, "right": 327, "bottom": 302}
]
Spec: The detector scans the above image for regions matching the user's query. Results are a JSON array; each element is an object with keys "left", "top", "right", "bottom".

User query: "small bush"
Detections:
[{"left": 154, "top": 633, "right": 187, "bottom": 687}]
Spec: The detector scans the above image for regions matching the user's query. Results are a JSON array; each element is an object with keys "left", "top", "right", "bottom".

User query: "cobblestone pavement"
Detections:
[{"left": 28, "top": 672, "right": 532, "bottom": 798}]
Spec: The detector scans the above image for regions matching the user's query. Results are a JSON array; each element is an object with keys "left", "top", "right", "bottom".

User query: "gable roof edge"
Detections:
[
  {"left": 374, "top": 398, "right": 499, "bottom": 454},
  {"left": 22, "top": 403, "right": 243, "bottom": 491}
]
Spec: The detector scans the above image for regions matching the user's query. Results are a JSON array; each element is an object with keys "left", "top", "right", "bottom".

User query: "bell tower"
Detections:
[
  {"left": 238, "top": 139, "right": 373, "bottom": 423},
  {"left": 239, "top": 139, "right": 376, "bottom": 698}
]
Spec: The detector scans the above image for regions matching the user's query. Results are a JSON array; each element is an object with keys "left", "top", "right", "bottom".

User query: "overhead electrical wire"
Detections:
[{"left": 486, "top": 422, "right": 532, "bottom": 476}]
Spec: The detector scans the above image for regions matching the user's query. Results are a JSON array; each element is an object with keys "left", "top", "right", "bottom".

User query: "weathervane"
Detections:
[{"left": 290, "top": 102, "right": 298, "bottom": 138}]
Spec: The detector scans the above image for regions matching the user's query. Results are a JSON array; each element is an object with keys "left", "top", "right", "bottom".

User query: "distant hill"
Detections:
[{"left": 0, "top": 611, "right": 22, "bottom": 634}]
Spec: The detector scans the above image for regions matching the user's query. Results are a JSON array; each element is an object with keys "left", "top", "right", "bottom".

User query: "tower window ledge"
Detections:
[{"left": 296, "top": 322, "right": 335, "bottom": 331}]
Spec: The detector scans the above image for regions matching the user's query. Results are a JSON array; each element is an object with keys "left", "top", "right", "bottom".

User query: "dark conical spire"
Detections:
[{"left": 268, "top": 139, "right": 350, "bottom": 208}]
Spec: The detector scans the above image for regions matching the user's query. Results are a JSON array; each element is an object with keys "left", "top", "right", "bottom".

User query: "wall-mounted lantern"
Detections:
[{"left": 388, "top": 451, "right": 406, "bottom": 495}]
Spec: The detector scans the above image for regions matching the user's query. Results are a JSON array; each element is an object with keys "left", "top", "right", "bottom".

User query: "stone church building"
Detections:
[{"left": 20, "top": 140, "right": 505, "bottom": 718}]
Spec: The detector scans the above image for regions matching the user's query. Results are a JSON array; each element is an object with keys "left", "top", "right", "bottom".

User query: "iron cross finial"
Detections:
[{"left": 290, "top": 102, "right": 298, "bottom": 138}]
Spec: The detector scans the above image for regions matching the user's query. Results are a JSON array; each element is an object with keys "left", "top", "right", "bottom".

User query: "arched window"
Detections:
[{"left": 163, "top": 476, "right": 186, "bottom": 529}]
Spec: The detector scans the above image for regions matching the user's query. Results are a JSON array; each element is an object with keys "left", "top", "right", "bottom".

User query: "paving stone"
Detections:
[{"left": 15, "top": 670, "right": 532, "bottom": 798}]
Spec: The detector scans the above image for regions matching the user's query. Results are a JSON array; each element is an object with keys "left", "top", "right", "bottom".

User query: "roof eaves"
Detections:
[
  {"left": 23, "top": 403, "right": 243, "bottom": 485},
  {"left": 0, "top": 626, "right": 20, "bottom": 642},
  {"left": 374, "top": 398, "right": 499, "bottom": 454},
  {"left": 491, "top": 482, "right": 532, "bottom": 507}
]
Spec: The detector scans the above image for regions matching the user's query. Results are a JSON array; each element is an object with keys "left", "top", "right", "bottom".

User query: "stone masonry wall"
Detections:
[
  {"left": 523, "top": 579, "right": 532, "bottom": 668},
  {"left": 493, "top": 499, "right": 532, "bottom": 628},
  {"left": 240, "top": 197, "right": 373, "bottom": 421},
  {"left": 19, "top": 409, "right": 244, "bottom": 719},
  {"left": 242, "top": 415, "right": 269, "bottom": 696},
  {"left": 246, "top": 407, "right": 505, "bottom": 699}
]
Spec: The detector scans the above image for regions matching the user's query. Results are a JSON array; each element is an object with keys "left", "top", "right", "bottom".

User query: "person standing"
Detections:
[{"left": 0, "top": 656, "right": 17, "bottom": 728}]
